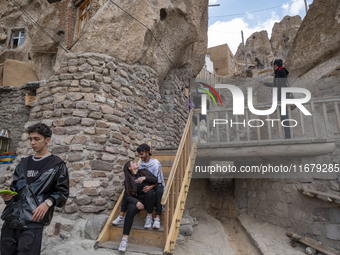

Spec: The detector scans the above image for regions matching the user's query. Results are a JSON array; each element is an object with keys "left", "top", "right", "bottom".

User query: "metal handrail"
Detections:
[{"left": 193, "top": 96, "right": 340, "bottom": 143}]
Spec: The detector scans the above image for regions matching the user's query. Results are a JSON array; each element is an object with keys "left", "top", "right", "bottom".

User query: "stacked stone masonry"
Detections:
[
  {"left": 234, "top": 152, "right": 340, "bottom": 251},
  {"left": 0, "top": 87, "right": 30, "bottom": 153},
  {"left": 15, "top": 52, "right": 188, "bottom": 215}
]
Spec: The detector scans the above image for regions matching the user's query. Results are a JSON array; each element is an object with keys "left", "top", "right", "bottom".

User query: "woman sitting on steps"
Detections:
[{"left": 118, "top": 160, "right": 157, "bottom": 252}]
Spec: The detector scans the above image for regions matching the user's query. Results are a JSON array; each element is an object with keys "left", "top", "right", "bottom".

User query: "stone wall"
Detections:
[
  {"left": 234, "top": 153, "right": 340, "bottom": 250},
  {"left": 14, "top": 52, "right": 188, "bottom": 215},
  {"left": 161, "top": 66, "right": 190, "bottom": 147},
  {"left": 187, "top": 153, "right": 340, "bottom": 251},
  {"left": 186, "top": 178, "right": 238, "bottom": 220},
  {"left": 0, "top": 86, "right": 30, "bottom": 153}
]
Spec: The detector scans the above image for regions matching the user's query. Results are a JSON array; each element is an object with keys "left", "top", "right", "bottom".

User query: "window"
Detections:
[
  {"left": 76, "top": 0, "right": 91, "bottom": 38},
  {"left": 9, "top": 30, "right": 25, "bottom": 49}
]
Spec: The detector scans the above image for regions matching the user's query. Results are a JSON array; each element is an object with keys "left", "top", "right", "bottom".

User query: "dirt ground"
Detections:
[
  {"left": 220, "top": 218, "right": 261, "bottom": 255},
  {"left": 175, "top": 208, "right": 260, "bottom": 255}
]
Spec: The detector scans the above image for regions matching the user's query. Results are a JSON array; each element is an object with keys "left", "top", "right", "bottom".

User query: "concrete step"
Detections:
[
  {"left": 238, "top": 214, "right": 306, "bottom": 255},
  {"left": 99, "top": 241, "right": 163, "bottom": 255}
]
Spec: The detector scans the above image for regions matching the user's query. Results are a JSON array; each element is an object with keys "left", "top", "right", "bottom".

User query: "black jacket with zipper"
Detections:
[{"left": 1, "top": 155, "right": 69, "bottom": 229}]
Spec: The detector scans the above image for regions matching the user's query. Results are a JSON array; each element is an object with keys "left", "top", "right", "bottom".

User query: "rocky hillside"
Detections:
[
  {"left": 235, "top": 15, "right": 302, "bottom": 68},
  {"left": 72, "top": 0, "right": 208, "bottom": 82},
  {"left": 235, "top": 30, "right": 274, "bottom": 68},
  {"left": 271, "top": 15, "right": 302, "bottom": 61},
  {"left": 0, "top": 0, "right": 208, "bottom": 82},
  {"left": 285, "top": 0, "right": 340, "bottom": 78}
]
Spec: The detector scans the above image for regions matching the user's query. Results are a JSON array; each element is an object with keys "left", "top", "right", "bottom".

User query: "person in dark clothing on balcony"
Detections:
[
  {"left": 0, "top": 123, "right": 69, "bottom": 255},
  {"left": 118, "top": 160, "right": 157, "bottom": 252},
  {"left": 263, "top": 59, "right": 291, "bottom": 139}
]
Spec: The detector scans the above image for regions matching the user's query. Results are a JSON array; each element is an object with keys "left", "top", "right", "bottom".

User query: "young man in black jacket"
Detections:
[{"left": 0, "top": 123, "right": 69, "bottom": 255}]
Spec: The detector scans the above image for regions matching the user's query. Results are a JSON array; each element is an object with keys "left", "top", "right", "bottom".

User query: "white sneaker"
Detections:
[
  {"left": 153, "top": 217, "right": 160, "bottom": 229},
  {"left": 144, "top": 215, "right": 153, "bottom": 229},
  {"left": 118, "top": 237, "right": 128, "bottom": 252},
  {"left": 112, "top": 215, "right": 125, "bottom": 225}
]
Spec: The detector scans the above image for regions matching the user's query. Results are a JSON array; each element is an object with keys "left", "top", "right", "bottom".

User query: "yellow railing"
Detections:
[{"left": 161, "top": 110, "right": 196, "bottom": 254}]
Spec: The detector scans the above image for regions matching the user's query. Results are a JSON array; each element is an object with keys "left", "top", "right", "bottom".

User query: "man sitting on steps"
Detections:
[
  {"left": 137, "top": 143, "right": 165, "bottom": 229},
  {"left": 112, "top": 143, "right": 165, "bottom": 230}
]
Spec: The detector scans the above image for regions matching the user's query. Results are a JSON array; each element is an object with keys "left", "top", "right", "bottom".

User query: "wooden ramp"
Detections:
[{"left": 95, "top": 111, "right": 196, "bottom": 254}]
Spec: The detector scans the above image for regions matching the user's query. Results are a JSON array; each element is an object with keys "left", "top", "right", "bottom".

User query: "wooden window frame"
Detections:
[
  {"left": 9, "top": 30, "right": 25, "bottom": 49},
  {"left": 76, "top": 0, "right": 91, "bottom": 38}
]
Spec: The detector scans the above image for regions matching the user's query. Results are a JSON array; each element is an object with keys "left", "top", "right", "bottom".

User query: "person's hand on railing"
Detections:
[{"left": 136, "top": 201, "right": 144, "bottom": 210}]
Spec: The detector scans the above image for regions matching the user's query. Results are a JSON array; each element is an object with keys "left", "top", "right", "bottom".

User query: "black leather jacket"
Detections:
[{"left": 1, "top": 155, "right": 69, "bottom": 229}]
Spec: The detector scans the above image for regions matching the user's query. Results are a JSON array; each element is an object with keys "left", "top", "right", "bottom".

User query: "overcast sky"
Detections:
[{"left": 208, "top": 0, "right": 314, "bottom": 54}]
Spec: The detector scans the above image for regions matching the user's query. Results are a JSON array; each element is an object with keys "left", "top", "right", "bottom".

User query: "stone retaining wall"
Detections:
[
  {"left": 234, "top": 152, "right": 340, "bottom": 250},
  {"left": 14, "top": 53, "right": 188, "bottom": 215},
  {"left": 0, "top": 87, "right": 30, "bottom": 153}
]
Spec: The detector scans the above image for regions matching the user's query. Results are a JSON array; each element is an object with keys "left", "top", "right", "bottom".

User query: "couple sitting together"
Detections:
[{"left": 112, "top": 143, "right": 165, "bottom": 252}]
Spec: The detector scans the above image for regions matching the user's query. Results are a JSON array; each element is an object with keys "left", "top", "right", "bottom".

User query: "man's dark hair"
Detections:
[
  {"left": 137, "top": 143, "right": 152, "bottom": 156},
  {"left": 27, "top": 123, "right": 52, "bottom": 138}
]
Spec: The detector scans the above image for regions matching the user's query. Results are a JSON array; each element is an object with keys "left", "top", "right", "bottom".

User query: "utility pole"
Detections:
[
  {"left": 241, "top": 30, "right": 247, "bottom": 68},
  {"left": 304, "top": 0, "right": 308, "bottom": 15}
]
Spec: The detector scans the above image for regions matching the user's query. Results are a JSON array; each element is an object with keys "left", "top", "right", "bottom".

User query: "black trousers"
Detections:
[
  {"left": 0, "top": 226, "right": 43, "bottom": 255},
  {"left": 123, "top": 190, "right": 156, "bottom": 235},
  {"left": 120, "top": 184, "right": 163, "bottom": 215},
  {"left": 154, "top": 184, "right": 164, "bottom": 215}
]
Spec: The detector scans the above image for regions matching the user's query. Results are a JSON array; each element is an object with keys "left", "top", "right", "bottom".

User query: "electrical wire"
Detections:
[
  {"left": 209, "top": 0, "right": 296, "bottom": 19},
  {"left": 8, "top": 0, "right": 68, "bottom": 53},
  {"left": 108, "top": 0, "right": 174, "bottom": 67}
]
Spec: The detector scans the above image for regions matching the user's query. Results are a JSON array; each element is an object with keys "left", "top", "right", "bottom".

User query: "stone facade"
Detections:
[
  {"left": 187, "top": 160, "right": 340, "bottom": 251},
  {"left": 0, "top": 86, "right": 30, "bottom": 153},
  {"left": 12, "top": 52, "right": 188, "bottom": 215},
  {"left": 234, "top": 152, "right": 340, "bottom": 251}
]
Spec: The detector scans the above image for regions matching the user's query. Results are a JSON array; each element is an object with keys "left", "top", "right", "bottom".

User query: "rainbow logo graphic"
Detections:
[{"left": 197, "top": 82, "right": 223, "bottom": 106}]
